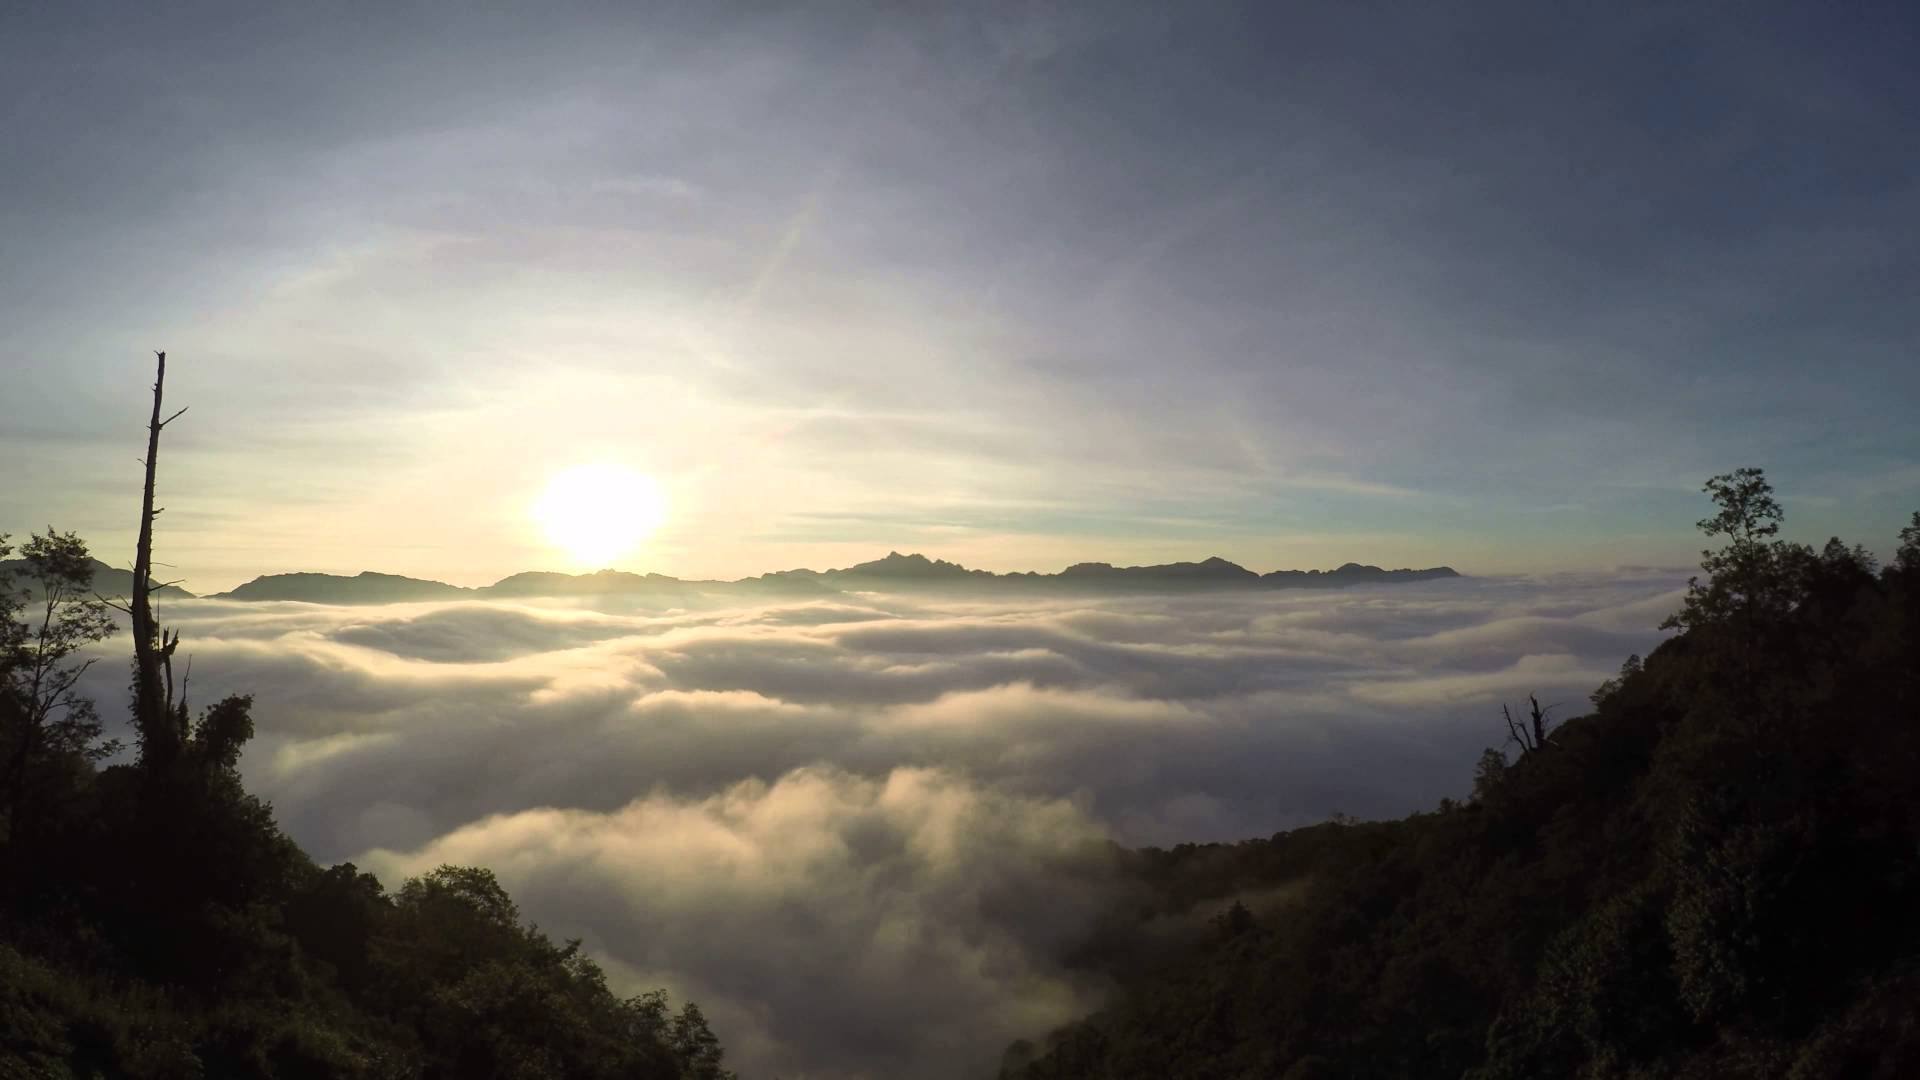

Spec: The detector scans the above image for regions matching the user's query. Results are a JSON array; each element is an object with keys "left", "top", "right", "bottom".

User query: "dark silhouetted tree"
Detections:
[
  {"left": 1662, "top": 467, "right": 1799, "bottom": 635},
  {"left": 1, "top": 530, "right": 117, "bottom": 843},
  {"left": 1500, "top": 694, "right": 1555, "bottom": 756},
  {"left": 128, "top": 349, "right": 190, "bottom": 765},
  {"left": 1212, "top": 899, "right": 1256, "bottom": 940},
  {"left": 632, "top": 990, "right": 737, "bottom": 1080},
  {"left": 1471, "top": 747, "right": 1509, "bottom": 803},
  {"left": 1898, "top": 511, "right": 1920, "bottom": 574},
  {"left": 1590, "top": 653, "right": 1641, "bottom": 707}
]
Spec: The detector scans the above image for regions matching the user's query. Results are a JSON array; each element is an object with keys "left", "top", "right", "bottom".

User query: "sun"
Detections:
[{"left": 533, "top": 464, "right": 668, "bottom": 567}]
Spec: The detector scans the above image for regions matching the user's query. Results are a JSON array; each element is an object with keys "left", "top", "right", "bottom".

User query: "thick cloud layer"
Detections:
[
  {"left": 81, "top": 573, "right": 1681, "bottom": 1078},
  {"left": 364, "top": 767, "right": 1117, "bottom": 1078}
]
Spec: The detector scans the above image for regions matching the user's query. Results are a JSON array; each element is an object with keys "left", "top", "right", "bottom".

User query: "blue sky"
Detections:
[{"left": 2, "top": 2, "right": 1916, "bottom": 588}]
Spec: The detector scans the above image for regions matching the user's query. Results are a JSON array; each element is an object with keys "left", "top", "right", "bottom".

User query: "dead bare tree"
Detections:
[
  {"left": 129, "top": 351, "right": 188, "bottom": 763},
  {"left": 1502, "top": 693, "right": 1557, "bottom": 756}
]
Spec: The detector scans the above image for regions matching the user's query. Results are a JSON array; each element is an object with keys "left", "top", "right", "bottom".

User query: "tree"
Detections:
[
  {"left": 0, "top": 535, "right": 16, "bottom": 651},
  {"left": 1662, "top": 468, "right": 1802, "bottom": 635},
  {"left": 1212, "top": 899, "right": 1256, "bottom": 940},
  {"left": 128, "top": 349, "right": 189, "bottom": 764},
  {"left": 1471, "top": 747, "right": 1509, "bottom": 803},
  {"left": 1897, "top": 511, "right": 1920, "bottom": 575},
  {"left": 108, "top": 351, "right": 256, "bottom": 779},
  {"left": 1500, "top": 694, "right": 1555, "bottom": 756},
  {"left": 1, "top": 529, "right": 118, "bottom": 842},
  {"left": 1591, "top": 653, "right": 1642, "bottom": 707},
  {"left": 631, "top": 990, "right": 737, "bottom": 1080},
  {"left": 1697, "top": 467, "right": 1782, "bottom": 547},
  {"left": 668, "top": 1000, "right": 733, "bottom": 1080}
]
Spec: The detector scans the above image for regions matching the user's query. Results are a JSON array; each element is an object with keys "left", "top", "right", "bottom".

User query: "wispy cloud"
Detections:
[{"left": 5, "top": 5, "right": 1914, "bottom": 585}]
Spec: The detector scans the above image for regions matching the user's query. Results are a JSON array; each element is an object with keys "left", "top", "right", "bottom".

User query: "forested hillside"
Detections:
[
  {"left": 1004, "top": 473, "right": 1920, "bottom": 1079},
  {"left": 0, "top": 529, "right": 736, "bottom": 1079},
  {"left": 1, "top": 353, "right": 738, "bottom": 1080}
]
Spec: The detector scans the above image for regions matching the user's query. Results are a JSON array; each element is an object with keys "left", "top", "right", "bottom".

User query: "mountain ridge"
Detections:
[
  {"left": 206, "top": 553, "right": 1461, "bottom": 603},
  {"left": 0, "top": 557, "right": 197, "bottom": 600}
]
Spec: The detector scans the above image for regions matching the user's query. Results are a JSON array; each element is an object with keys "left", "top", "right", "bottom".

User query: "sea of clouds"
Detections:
[{"left": 79, "top": 570, "right": 1685, "bottom": 1078}]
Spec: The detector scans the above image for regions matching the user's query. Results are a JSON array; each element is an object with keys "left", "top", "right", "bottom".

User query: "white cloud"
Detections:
[
  {"left": 68, "top": 572, "right": 1680, "bottom": 1077},
  {"left": 363, "top": 767, "right": 1116, "bottom": 1080}
]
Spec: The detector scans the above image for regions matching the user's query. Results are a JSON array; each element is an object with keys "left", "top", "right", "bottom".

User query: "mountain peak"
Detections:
[{"left": 836, "top": 551, "right": 981, "bottom": 578}]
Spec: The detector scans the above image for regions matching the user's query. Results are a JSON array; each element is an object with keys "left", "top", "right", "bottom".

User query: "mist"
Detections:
[{"left": 70, "top": 571, "right": 1680, "bottom": 1077}]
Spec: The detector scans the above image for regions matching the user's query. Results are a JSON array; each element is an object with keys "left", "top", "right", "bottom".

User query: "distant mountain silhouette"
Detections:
[
  {"left": 772, "top": 553, "right": 1457, "bottom": 593},
  {"left": 484, "top": 569, "right": 678, "bottom": 597},
  {"left": 1059, "top": 555, "right": 1261, "bottom": 585},
  {"left": 208, "top": 553, "right": 1460, "bottom": 603},
  {"left": 1263, "top": 562, "right": 1463, "bottom": 587},
  {"left": 834, "top": 551, "right": 992, "bottom": 580},
  {"left": 216, "top": 571, "right": 468, "bottom": 604},
  {"left": 0, "top": 557, "right": 195, "bottom": 600}
]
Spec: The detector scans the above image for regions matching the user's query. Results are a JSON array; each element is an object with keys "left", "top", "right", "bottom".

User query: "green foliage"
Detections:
[
  {"left": 0, "top": 532, "right": 734, "bottom": 1080},
  {"left": 1005, "top": 471, "right": 1920, "bottom": 1079}
]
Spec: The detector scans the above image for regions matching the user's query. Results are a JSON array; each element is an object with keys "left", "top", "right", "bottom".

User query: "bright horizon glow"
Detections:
[
  {"left": 1, "top": 5, "right": 1915, "bottom": 592},
  {"left": 533, "top": 464, "right": 669, "bottom": 569}
]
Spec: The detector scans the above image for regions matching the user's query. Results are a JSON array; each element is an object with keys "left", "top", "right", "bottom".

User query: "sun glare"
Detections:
[{"left": 534, "top": 464, "right": 668, "bottom": 567}]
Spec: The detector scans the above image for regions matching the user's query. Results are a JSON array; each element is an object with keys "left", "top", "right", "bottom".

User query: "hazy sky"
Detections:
[{"left": 3, "top": 2, "right": 1917, "bottom": 590}]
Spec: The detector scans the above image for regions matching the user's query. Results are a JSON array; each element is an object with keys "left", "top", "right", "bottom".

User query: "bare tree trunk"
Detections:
[
  {"left": 132, "top": 351, "right": 186, "bottom": 763},
  {"left": 1502, "top": 695, "right": 1556, "bottom": 756}
]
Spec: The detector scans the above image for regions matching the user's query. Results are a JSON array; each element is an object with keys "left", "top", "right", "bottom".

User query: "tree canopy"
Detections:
[{"left": 1003, "top": 470, "right": 1920, "bottom": 1079}]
